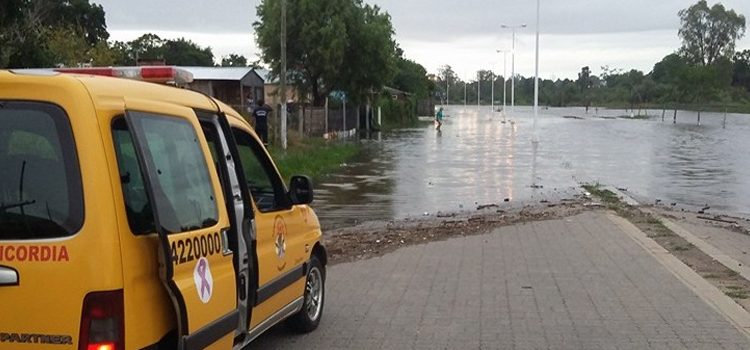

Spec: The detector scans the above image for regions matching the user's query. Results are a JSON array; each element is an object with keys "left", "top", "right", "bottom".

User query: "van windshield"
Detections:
[{"left": 0, "top": 101, "right": 83, "bottom": 240}]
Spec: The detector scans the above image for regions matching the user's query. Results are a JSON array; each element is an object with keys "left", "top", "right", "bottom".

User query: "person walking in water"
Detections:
[
  {"left": 253, "top": 99, "right": 272, "bottom": 145},
  {"left": 435, "top": 107, "right": 445, "bottom": 131}
]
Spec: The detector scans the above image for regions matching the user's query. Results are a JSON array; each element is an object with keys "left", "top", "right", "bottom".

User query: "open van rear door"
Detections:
[{"left": 124, "top": 107, "right": 239, "bottom": 350}]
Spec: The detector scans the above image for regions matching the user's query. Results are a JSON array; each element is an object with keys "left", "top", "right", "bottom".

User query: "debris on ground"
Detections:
[{"left": 325, "top": 199, "right": 587, "bottom": 265}]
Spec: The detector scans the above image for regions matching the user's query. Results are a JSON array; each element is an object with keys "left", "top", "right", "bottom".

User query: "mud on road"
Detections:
[{"left": 323, "top": 198, "right": 588, "bottom": 265}]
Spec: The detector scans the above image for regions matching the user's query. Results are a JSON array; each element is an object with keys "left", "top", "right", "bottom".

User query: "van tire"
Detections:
[{"left": 286, "top": 256, "right": 325, "bottom": 333}]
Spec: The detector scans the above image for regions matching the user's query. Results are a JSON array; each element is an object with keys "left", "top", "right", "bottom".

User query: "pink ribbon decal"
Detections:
[{"left": 197, "top": 259, "right": 211, "bottom": 298}]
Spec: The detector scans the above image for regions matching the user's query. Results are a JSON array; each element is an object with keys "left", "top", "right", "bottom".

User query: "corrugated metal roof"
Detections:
[{"left": 180, "top": 66, "right": 255, "bottom": 81}]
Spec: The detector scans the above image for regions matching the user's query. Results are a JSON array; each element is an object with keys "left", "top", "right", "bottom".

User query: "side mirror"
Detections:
[{"left": 289, "top": 175, "right": 314, "bottom": 205}]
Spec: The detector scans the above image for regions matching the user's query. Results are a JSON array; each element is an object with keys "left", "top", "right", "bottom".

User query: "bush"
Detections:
[{"left": 379, "top": 96, "right": 417, "bottom": 128}]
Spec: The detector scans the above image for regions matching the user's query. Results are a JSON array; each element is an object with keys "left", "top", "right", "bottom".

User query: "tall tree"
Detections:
[
  {"left": 109, "top": 34, "right": 215, "bottom": 66},
  {"left": 221, "top": 54, "right": 248, "bottom": 67},
  {"left": 255, "top": 0, "right": 350, "bottom": 105},
  {"left": 161, "top": 38, "right": 214, "bottom": 66},
  {"left": 0, "top": 0, "right": 108, "bottom": 68},
  {"left": 255, "top": 0, "right": 398, "bottom": 106},
  {"left": 678, "top": 0, "right": 746, "bottom": 66},
  {"left": 392, "top": 54, "right": 432, "bottom": 98},
  {"left": 733, "top": 50, "right": 750, "bottom": 91},
  {"left": 577, "top": 66, "right": 593, "bottom": 109},
  {"left": 336, "top": 3, "right": 397, "bottom": 104}
]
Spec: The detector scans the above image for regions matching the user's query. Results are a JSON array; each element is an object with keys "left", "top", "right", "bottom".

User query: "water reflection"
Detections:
[{"left": 314, "top": 106, "right": 750, "bottom": 229}]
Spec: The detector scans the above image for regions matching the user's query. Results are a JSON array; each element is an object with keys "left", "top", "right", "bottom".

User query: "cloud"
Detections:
[{"left": 95, "top": 0, "right": 750, "bottom": 78}]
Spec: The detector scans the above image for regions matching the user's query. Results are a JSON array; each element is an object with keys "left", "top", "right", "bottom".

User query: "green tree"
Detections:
[
  {"left": 392, "top": 54, "right": 432, "bottom": 98},
  {"left": 436, "top": 65, "right": 463, "bottom": 103},
  {"left": 0, "top": 0, "right": 108, "bottom": 68},
  {"left": 733, "top": 50, "right": 750, "bottom": 91},
  {"left": 336, "top": 3, "right": 397, "bottom": 104},
  {"left": 678, "top": 0, "right": 746, "bottom": 66},
  {"left": 255, "top": 0, "right": 398, "bottom": 106},
  {"left": 127, "top": 33, "right": 165, "bottom": 63},
  {"left": 577, "top": 66, "right": 593, "bottom": 108},
  {"left": 44, "top": 25, "right": 89, "bottom": 67},
  {"left": 161, "top": 38, "right": 214, "bottom": 66},
  {"left": 109, "top": 34, "right": 215, "bottom": 66},
  {"left": 221, "top": 54, "right": 249, "bottom": 67},
  {"left": 255, "top": 0, "right": 351, "bottom": 106}
]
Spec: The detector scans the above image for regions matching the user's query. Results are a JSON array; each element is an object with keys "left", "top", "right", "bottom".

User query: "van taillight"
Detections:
[{"left": 78, "top": 290, "right": 124, "bottom": 350}]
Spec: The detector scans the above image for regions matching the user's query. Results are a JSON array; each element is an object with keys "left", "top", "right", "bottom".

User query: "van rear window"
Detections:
[{"left": 0, "top": 101, "right": 83, "bottom": 240}]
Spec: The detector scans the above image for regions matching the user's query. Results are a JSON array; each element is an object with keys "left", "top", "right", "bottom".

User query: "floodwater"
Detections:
[{"left": 314, "top": 105, "right": 750, "bottom": 229}]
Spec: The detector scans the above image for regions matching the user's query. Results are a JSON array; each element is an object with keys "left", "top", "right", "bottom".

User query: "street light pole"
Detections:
[
  {"left": 533, "top": 0, "right": 540, "bottom": 143},
  {"left": 501, "top": 24, "right": 526, "bottom": 116},
  {"left": 477, "top": 71, "right": 480, "bottom": 109},
  {"left": 464, "top": 71, "right": 467, "bottom": 107},
  {"left": 497, "top": 49, "right": 508, "bottom": 122},
  {"left": 491, "top": 70, "right": 494, "bottom": 113},
  {"left": 446, "top": 72, "right": 449, "bottom": 106}
]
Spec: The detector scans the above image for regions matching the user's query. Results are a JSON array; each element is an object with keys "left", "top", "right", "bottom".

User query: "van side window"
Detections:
[
  {"left": 112, "top": 118, "right": 155, "bottom": 235},
  {"left": 232, "top": 128, "right": 289, "bottom": 212},
  {"left": 115, "top": 113, "right": 219, "bottom": 234},
  {"left": 0, "top": 102, "right": 83, "bottom": 240}
]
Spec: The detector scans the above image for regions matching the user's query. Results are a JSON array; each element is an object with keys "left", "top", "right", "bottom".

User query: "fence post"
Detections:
[
  {"left": 325, "top": 97, "right": 329, "bottom": 134},
  {"left": 298, "top": 105, "right": 304, "bottom": 136}
]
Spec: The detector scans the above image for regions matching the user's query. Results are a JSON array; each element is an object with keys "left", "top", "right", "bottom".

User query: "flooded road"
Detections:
[{"left": 314, "top": 106, "right": 750, "bottom": 229}]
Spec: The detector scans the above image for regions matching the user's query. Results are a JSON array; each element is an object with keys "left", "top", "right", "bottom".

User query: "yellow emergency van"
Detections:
[{"left": 0, "top": 66, "right": 327, "bottom": 350}]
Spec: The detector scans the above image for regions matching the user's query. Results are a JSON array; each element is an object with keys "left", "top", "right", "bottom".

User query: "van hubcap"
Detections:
[{"left": 304, "top": 267, "right": 323, "bottom": 320}]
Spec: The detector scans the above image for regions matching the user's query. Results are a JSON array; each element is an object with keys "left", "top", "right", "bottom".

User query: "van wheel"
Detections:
[{"left": 287, "top": 256, "right": 325, "bottom": 333}]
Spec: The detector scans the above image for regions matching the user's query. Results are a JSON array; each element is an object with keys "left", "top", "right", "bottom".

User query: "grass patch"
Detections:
[
  {"left": 582, "top": 184, "right": 620, "bottom": 205},
  {"left": 268, "top": 135, "right": 360, "bottom": 182},
  {"left": 726, "top": 290, "right": 749, "bottom": 299},
  {"left": 672, "top": 243, "right": 694, "bottom": 251}
]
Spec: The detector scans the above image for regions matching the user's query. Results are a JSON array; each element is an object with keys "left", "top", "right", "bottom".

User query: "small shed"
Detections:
[{"left": 181, "top": 66, "right": 265, "bottom": 113}]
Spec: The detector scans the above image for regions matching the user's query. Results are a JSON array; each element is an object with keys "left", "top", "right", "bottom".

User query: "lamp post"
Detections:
[
  {"left": 490, "top": 69, "right": 494, "bottom": 113},
  {"left": 501, "top": 23, "right": 526, "bottom": 116},
  {"left": 445, "top": 71, "right": 449, "bottom": 106},
  {"left": 477, "top": 71, "right": 480, "bottom": 109},
  {"left": 464, "top": 71, "right": 467, "bottom": 107},
  {"left": 496, "top": 49, "right": 508, "bottom": 122},
  {"left": 532, "top": 0, "right": 540, "bottom": 143}
]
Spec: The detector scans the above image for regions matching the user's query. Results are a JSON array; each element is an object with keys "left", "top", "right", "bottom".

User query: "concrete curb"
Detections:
[
  {"left": 607, "top": 212, "right": 750, "bottom": 340},
  {"left": 602, "top": 185, "right": 640, "bottom": 206},
  {"left": 647, "top": 210, "right": 750, "bottom": 283}
]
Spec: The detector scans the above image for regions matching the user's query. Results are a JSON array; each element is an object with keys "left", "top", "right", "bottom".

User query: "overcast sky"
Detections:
[{"left": 98, "top": 0, "right": 750, "bottom": 80}]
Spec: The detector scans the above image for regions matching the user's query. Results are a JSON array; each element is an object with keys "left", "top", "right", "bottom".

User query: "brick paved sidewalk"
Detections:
[{"left": 253, "top": 211, "right": 750, "bottom": 349}]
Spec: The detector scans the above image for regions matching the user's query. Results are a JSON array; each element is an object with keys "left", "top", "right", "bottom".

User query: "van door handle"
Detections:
[
  {"left": 0, "top": 266, "right": 19, "bottom": 286},
  {"left": 221, "top": 228, "right": 233, "bottom": 256}
]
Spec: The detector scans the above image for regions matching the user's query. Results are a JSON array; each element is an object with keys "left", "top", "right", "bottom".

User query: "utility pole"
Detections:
[{"left": 280, "top": 0, "right": 288, "bottom": 149}]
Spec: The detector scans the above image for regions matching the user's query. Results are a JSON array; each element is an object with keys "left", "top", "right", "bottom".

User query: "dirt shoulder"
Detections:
[{"left": 323, "top": 198, "right": 589, "bottom": 265}]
